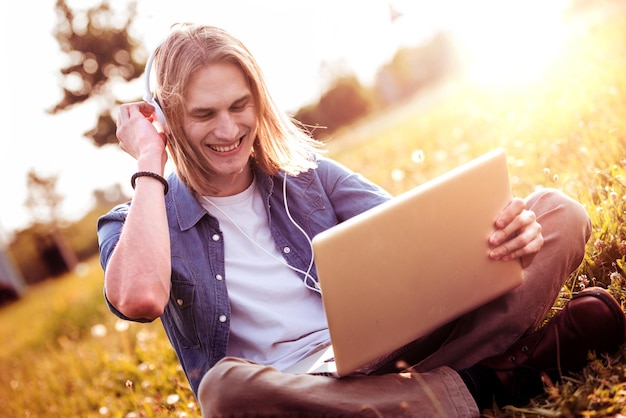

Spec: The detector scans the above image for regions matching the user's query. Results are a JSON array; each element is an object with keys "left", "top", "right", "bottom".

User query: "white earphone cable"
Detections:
[
  {"left": 281, "top": 174, "right": 319, "bottom": 293},
  {"left": 201, "top": 174, "right": 320, "bottom": 294}
]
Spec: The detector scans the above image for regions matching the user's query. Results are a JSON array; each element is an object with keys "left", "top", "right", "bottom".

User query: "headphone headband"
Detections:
[{"left": 143, "top": 45, "right": 169, "bottom": 134}]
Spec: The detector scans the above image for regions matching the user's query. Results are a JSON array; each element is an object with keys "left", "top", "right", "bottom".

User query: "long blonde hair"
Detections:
[{"left": 151, "top": 23, "right": 323, "bottom": 195}]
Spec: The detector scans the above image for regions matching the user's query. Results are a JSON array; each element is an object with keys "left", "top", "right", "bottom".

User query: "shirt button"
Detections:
[
  {"left": 177, "top": 299, "right": 184, "bottom": 306},
  {"left": 212, "top": 234, "right": 220, "bottom": 241},
  {"left": 218, "top": 315, "right": 227, "bottom": 323},
  {"left": 283, "top": 247, "right": 291, "bottom": 254},
  {"left": 215, "top": 274, "right": 223, "bottom": 281}
]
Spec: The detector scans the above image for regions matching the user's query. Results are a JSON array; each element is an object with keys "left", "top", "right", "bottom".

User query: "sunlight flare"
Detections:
[{"left": 453, "top": 0, "right": 570, "bottom": 86}]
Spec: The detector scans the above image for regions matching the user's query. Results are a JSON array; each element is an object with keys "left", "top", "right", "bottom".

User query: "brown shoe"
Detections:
[{"left": 481, "top": 287, "right": 626, "bottom": 406}]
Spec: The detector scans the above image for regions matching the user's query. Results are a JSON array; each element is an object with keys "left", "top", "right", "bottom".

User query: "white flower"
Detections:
[{"left": 91, "top": 324, "right": 107, "bottom": 338}]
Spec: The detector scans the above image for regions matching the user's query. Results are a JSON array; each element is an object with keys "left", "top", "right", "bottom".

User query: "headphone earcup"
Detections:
[{"left": 144, "top": 43, "right": 169, "bottom": 135}]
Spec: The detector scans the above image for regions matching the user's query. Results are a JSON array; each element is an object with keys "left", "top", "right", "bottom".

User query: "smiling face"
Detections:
[{"left": 182, "top": 62, "right": 257, "bottom": 196}]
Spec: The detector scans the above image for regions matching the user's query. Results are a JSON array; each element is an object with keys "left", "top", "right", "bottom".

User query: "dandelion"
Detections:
[
  {"left": 434, "top": 150, "right": 448, "bottom": 162},
  {"left": 91, "top": 324, "right": 107, "bottom": 338},
  {"left": 138, "top": 362, "right": 155, "bottom": 372},
  {"left": 411, "top": 149, "right": 425, "bottom": 164},
  {"left": 115, "top": 319, "right": 130, "bottom": 332},
  {"left": 610, "top": 271, "right": 625, "bottom": 284},
  {"left": 391, "top": 169, "right": 405, "bottom": 182},
  {"left": 136, "top": 329, "right": 156, "bottom": 342},
  {"left": 75, "top": 262, "right": 90, "bottom": 276}
]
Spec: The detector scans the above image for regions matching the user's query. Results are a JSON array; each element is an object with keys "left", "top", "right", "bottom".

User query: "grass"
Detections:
[
  {"left": 4, "top": 3, "right": 626, "bottom": 417},
  {"left": 0, "top": 258, "right": 199, "bottom": 417}
]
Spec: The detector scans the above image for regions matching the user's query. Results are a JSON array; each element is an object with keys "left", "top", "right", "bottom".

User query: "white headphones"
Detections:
[{"left": 143, "top": 46, "right": 170, "bottom": 134}]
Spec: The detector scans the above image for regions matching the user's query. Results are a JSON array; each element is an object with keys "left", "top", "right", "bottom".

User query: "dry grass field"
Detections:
[{"left": 3, "top": 2, "right": 626, "bottom": 416}]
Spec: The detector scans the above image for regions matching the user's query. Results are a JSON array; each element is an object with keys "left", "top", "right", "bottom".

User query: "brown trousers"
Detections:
[{"left": 198, "top": 189, "right": 592, "bottom": 417}]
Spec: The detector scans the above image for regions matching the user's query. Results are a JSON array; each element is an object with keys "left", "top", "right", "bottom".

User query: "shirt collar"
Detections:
[{"left": 168, "top": 168, "right": 277, "bottom": 231}]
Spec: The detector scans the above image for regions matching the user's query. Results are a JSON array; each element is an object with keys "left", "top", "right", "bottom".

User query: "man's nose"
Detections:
[{"left": 213, "top": 112, "right": 238, "bottom": 140}]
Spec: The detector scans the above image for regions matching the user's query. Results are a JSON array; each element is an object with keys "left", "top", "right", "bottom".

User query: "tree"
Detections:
[
  {"left": 50, "top": 0, "right": 143, "bottom": 146},
  {"left": 375, "top": 32, "right": 460, "bottom": 106},
  {"left": 24, "top": 170, "right": 63, "bottom": 226},
  {"left": 24, "top": 170, "right": 78, "bottom": 277},
  {"left": 295, "top": 75, "right": 376, "bottom": 140},
  {"left": 317, "top": 75, "right": 375, "bottom": 133}
]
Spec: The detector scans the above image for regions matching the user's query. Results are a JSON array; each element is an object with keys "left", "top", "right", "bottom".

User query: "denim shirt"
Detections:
[{"left": 97, "top": 157, "right": 391, "bottom": 395}]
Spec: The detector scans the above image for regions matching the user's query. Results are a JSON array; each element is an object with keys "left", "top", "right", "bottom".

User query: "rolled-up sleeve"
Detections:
[{"left": 97, "top": 202, "right": 154, "bottom": 323}]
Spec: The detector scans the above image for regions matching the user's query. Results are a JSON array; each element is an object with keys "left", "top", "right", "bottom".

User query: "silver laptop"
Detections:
[{"left": 284, "top": 148, "right": 523, "bottom": 377}]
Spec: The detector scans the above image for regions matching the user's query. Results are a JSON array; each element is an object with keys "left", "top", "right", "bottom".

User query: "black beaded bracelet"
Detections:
[{"left": 131, "top": 171, "right": 169, "bottom": 195}]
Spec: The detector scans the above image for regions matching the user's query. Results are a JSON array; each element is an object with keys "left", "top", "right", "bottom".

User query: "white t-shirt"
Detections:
[{"left": 201, "top": 181, "right": 330, "bottom": 370}]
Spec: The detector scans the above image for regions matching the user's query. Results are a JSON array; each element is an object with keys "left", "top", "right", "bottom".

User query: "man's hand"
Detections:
[
  {"left": 116, "top": 101, "right": 168, "bottom": 167},
  {"left": 489, "top": 197, "right": 543, "bottom": 267}
]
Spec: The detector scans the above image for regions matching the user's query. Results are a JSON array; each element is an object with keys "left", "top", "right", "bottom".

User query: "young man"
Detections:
[{"left": 98, "top": 23, "right": 625, "bottom": 416}]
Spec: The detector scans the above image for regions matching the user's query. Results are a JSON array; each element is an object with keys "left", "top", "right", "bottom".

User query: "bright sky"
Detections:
[{"left": 0, "top": 0, "right": 570, "bottom": 237}]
